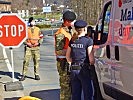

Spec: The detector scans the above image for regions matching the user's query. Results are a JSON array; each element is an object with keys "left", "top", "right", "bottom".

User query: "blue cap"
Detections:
[{"left": 74, "top": 20, "right": 87, "bottom": 28}]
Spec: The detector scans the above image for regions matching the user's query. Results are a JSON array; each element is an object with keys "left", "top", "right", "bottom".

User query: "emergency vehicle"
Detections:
[{"left": 94, "top": 0, "right": 133, "bottom": 99}]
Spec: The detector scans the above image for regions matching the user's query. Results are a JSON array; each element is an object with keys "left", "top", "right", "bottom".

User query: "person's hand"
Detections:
[
  {"left": 33, "top": 43, "right": 39, "bottom": 47},
  {"left": 26, "top": 43, "right": 33, "bottom": 47},
  {"left": 56, "top": 50, "right": 63, "bottom": 55}
]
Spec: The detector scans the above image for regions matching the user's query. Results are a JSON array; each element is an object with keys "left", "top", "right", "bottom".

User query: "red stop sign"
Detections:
[{"left": 0, "top": 14, "right": 27, "bottom": 48}]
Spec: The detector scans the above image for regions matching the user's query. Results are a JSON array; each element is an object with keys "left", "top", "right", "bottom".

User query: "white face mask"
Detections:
[{"left": 30, "top": 21, "right": 36, "bottom": 26}]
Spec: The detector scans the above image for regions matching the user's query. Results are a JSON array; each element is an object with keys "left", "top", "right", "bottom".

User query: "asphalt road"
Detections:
[
  {"left": 41, "top": 28, "right": 58, "bottom": 36},
  {"left": 0, "top": 29, "right": 60, "bottom": 100}
]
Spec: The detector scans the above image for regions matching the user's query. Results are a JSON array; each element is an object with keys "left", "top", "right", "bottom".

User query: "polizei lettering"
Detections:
[
  {"left": 120, "top": 7, "right": 133, "bottom": 21},
  {"left": 71, "top": 44, "right": 84, "bottom": 48}
]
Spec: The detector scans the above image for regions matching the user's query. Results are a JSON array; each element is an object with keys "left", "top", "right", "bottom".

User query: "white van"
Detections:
[{"left": 94, "top": 0, "right": 133, "bottom": 99}]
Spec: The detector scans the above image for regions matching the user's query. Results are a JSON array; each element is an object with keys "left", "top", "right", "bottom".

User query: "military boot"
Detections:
[{"left": 35, "top": 75, "right": 40, "bottom": 80}]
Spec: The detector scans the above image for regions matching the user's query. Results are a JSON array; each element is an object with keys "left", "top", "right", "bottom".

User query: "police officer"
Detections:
[
  {"left": 19, "top": 17, "right": 43, "bottom": 81},
  {"left": 66, "top": 20, "right": 95, "bottom": 100},
  {"left": 54, "top": 11, "right": 76, "bottom": 100}
]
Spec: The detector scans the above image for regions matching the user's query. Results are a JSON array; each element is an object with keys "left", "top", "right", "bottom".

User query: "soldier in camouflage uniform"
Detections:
[
  {"left": 19, "top": 17, "right": 43, "bottom": 81},
  {"left": 54, "top": 11, "right": 76, "bottom": 100}
]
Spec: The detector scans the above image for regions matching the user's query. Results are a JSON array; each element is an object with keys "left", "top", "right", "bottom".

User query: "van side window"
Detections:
[
  {"left": 102, "top": 5, "right": 111, "bottom": 44},
  {"left": 94, "top": 1, "right": 112, "bottom": 45}
]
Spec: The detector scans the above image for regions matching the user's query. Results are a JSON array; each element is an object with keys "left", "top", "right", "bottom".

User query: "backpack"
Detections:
[{"left": 55, "top": 33, "right": 66, "bottom": 51}]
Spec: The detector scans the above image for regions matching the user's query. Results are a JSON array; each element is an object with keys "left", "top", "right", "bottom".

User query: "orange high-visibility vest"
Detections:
[
  {"left": 27, "top": 26, "right": 40, "bottom": 45},
  {"left": 55, "top": 27, "right": 71, "bottom": 50}
]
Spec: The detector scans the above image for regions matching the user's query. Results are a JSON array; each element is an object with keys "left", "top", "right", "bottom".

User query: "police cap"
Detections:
[
  {"left": 74, "top": 20, "right": 87, "bottom": 28},
  {"left": 63, "top": 11, "right": 76, "bottom": 21}
]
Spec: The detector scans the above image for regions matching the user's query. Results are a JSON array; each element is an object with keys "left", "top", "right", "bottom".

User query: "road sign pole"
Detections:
[
  {"left": 4, "top": 47, "right": 24, "bottom": 91},
  {"left": 10, "top": 47, "right": 15, "bottom": 82}
]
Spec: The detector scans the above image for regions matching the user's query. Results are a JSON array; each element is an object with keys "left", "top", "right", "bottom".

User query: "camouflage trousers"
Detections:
[
  {"left": 57, "top": 60, "right": 71, "bottom": 100},
  {"left": 22, "top": 46, "right": 40, "bottom": 76}
]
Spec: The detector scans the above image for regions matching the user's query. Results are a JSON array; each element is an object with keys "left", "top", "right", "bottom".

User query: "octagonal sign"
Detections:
[{"left": 0, "top": 14, "right": 27, "bottom": 48}]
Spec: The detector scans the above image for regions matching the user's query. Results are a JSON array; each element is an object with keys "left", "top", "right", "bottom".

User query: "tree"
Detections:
[
  {"left": 68, "top": 0, "right": 104, "bottom": 25},
  {"left": 11, "top": 0, "right": 43, "bottom": 13}
]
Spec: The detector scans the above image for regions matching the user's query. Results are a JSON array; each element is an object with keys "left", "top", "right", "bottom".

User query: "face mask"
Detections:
[{"left": 30, "top": 21, "right": 35, "bottom": 26}]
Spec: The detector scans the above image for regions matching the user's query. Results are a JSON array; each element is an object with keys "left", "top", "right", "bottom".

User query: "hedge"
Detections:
[{"left": 36, "top": 24, "right": 51, "bottom": 29}]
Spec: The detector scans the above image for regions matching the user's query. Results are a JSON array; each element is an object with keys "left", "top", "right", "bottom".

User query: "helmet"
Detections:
[{"left": 63, "top": 11, "right": 76, "bottom": 21}]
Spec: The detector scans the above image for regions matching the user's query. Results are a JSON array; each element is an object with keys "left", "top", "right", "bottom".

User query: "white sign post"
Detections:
[{"left": 0, "top": 14, "right": 27, "bottom": 91}]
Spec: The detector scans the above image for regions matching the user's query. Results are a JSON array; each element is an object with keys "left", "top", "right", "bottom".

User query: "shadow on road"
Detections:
[
  {"left": 4, "top": 89, "right": 60, "bottom": 100},
  {"left": 0, "top": 71, "right": 36, "bottom": 81},
  {"left": 30, "top": 89, "right": 60, "bottom": 100},
  {"left": 4, "top": 97, "right": 20, "bottom": 100},
  {"left": 0, "top": 71, "right": 21, "bottom": 80}
]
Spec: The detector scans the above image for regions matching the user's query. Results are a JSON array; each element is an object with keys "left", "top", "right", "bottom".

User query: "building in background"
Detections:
[
  {"left": 17, "top": 10, "right": 29, "bottom": 18},
  {"left": 0, "top": 0, "right": 11, "bottom": 13}
]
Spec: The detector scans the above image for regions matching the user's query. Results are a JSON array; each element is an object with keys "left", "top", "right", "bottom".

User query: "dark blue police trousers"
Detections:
[{"left": 70, "top": 69, "right": 94, "bottom": 100}]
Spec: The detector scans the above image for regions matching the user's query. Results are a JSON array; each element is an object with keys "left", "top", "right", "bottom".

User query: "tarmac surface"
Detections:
[{"left": 0, "top": 35, "right": 60, "bottom": 100}]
